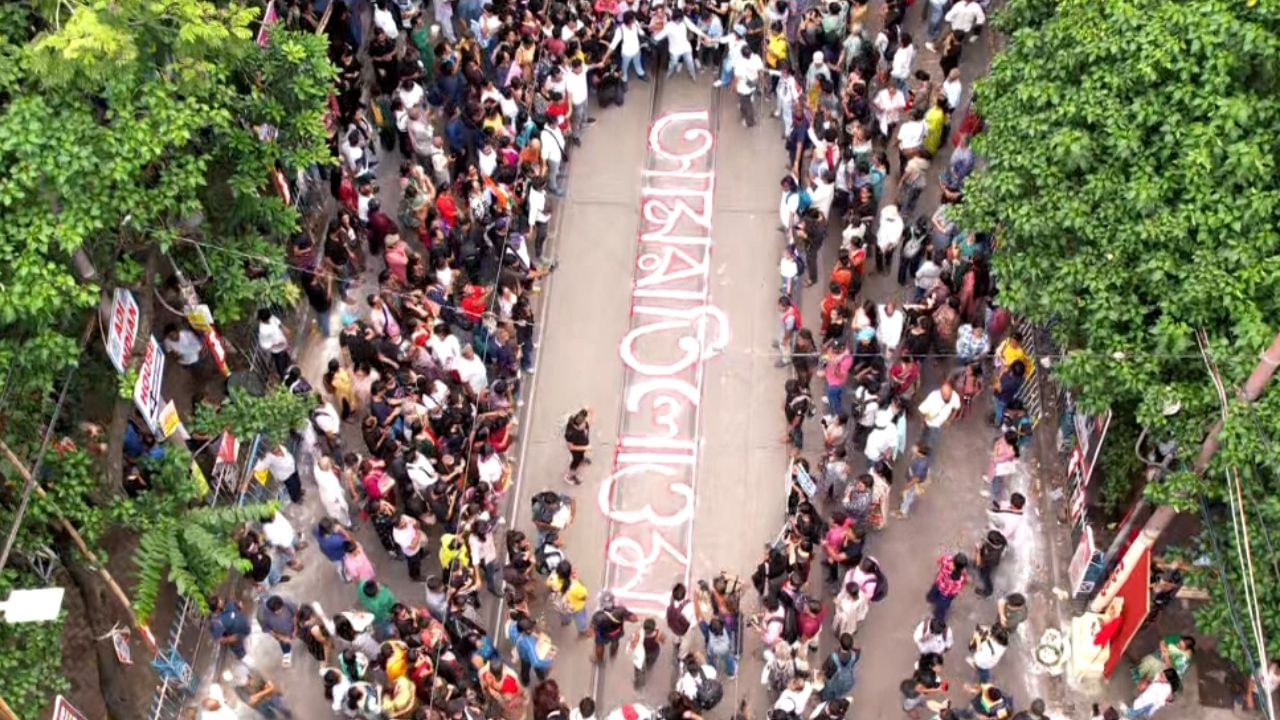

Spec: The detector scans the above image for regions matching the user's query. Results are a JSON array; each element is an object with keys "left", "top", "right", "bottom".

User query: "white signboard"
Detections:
[
  {"left": 133, "top": 335, "right": 166, "bottom": 431},
  {"left": 105, "top": 288, "right": 139, "bottom": 373}
]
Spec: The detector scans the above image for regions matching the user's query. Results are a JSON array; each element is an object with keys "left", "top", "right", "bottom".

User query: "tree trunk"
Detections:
[
  {"left": 62, "top": 549, "right": 154, "bottom": 720},
  {"left": 105, "top": 247, "right": 161, "bottom": 495}
]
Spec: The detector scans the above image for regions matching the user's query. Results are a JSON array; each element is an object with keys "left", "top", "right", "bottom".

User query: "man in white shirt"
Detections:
[
  {"left": 428, "top": 323, "right": 462, "bottom": 370},
  {"left": 917, "top": 379, "right": 961, "bottom": 446},
  {"left": 733, "top": 45, "right": 765, "bottom": 127},
  {"left": 526, "top": 176, "right": 553, "bottom": 260},
  {"left": 655, "top": 9, "right": 705, "bottom": 81},
  {"left": 809, "top": 171, "right": 835, "bottom": 220},
  {"left": 262, "top": 510, "right": 304, "bottom": 570},
  {"left": 163, "top": 323, "right": 204, "bottom": 368},
  {"left": 942, "top": 68, "right": 964, "bottom": 112},
  {"left": 896, "top": 107, "right": 927, "bottom": 171},
  {"left": 406, "top": 107, "right": 433, "bottom": 160},
  {"left": 566, "top": 58, "right": 594, "bottom": 142},
  {"left": 373, "top": 1, "right": 400, "bottom": 40},
  {"left": 890, "top": 31, "right": 916, "bottom": 92},
  {"left": 877, "top": 301, "right": 905, "bottom": 355},
  {"left": 256, "top": 308, "right": 291, "bottom": 379},
  {"left": 872, "top": 84, "right": 907, "bottom": 139},
  {"left": 392, "top": 515, "right": 426, "bottom": 581},
  {"left": 256, "top": 443, "right": 302, "bottom": 503},
  {"left": 945, "top": 0, "right": 986, "bottom": 39},
  {"left": 609, "top": 11, "right": 647, "bottom": 83},
  {"left": 864, "top": 409, "right": 899, "bottom": 464},
  {"left": 540, "top": 122, "right": 567, "bottom": 196},
  {"left": 713, "top": 28, "right": 748, "bottom": 89},
  {"left": 454, "top": 343, "right": 489, "bottom": 396}
]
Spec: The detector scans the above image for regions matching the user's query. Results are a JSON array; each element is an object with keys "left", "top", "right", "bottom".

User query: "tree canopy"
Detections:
[
  {"left": 962, "top": 0, "right": 1280, "bottom": 669},
  {"left": 0, "top": 2, "right": 332, "bottom": 716}
]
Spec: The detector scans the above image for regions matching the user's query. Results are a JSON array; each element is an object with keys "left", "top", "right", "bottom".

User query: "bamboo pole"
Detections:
[{"left": 0, "top": 440, "right": 159, "bottom": 654}]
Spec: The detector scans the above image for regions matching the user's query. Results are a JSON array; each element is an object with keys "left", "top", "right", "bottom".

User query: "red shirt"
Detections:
[
  {"left": 435, "top": 192, "right": 458, "bottom": 226},
  {"left": 933, "top": 554, "right": 968, "bottom": 598}
]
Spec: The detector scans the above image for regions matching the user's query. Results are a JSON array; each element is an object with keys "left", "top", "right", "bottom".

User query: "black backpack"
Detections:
[
  {"left": 694, "top": 667, "right": 724, "bottom": 710},
  {"left": 666, "top": 599, "right": 691, "bottom": 636},
  {"left": 869, "top": 558, "right": 889, "bottom": 602}
]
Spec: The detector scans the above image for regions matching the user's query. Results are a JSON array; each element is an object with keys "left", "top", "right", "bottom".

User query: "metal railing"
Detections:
[{"left": 146, "top": 433, "right": 270, "bottom": 720}]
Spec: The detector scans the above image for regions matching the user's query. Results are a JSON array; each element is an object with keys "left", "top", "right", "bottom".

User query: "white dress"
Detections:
[{"left": 313, "top": 462, "right": 352, "bottom": 527}]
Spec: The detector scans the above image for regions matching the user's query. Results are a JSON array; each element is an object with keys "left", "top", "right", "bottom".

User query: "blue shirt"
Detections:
[
  {"left": 317, "top": 530, "right": 348, "bottom": 562},
  {"left": 515, "top": 632, "right": 553, "bottom": 670},
  {"left": 211, "top": 606, "right": 251, "bottom": 642}
]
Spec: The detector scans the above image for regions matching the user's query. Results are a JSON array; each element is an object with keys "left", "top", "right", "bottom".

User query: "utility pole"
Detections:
[
  {"left": 0, "top": 440, "right": 159, "bottom": 654},
  {"left": 1090, "top": 329, "right": 1280, "bottom": 613}
]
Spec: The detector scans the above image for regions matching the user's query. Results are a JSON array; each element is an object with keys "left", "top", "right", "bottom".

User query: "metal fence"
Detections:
[
  {"left": 1014, "top": 317, "right": 1045, "bottom": 426},
  {"left": 146, "top": 432, "right": 270, "bottom": 720}
]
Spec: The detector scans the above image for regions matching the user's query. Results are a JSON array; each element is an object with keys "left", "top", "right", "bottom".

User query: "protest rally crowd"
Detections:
[{"left": 189, "top": 0, "right": 1183, "bottom": 719}]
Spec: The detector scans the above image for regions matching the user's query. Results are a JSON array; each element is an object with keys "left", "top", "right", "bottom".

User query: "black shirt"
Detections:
[{"left": 564, "top": 421, "right": 589, "bottom": 447}]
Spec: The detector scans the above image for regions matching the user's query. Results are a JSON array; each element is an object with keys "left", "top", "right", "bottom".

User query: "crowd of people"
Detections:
[{"left": 186, "top": 0, "right": 1204, "bottom": 718}]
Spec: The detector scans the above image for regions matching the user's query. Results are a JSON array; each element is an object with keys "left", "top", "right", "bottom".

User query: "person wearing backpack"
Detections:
[
  {"left": 817, "top": 633, "right": 860, "bottom": 702},
  {"left": 705, "top": 617, "right": 738, "bottom": 679},
  {"left": 677, "top": 655, "right": 724, "bottom": 711},
  {"left": 590, "top": 593, "right": 637, "bottom": 663},
  {"left": 967, "top": 623, "right": 1009, "bottom": 684},
  {"left": 667, "top": 583, "right": 697, "bottom": 663}
]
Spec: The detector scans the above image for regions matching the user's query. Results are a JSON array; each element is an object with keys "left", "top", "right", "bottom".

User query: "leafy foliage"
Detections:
[
  {"left": 0, "top": 0, "right": 333, "bottom": 700},
  {"left": 131, "top": 501, "right": 274, "bottom": 623},
  {"left": 192, "top": 386, "right": 313, "bottom": 447},
  {"left": 963, "top": 0, "right": 1280, "bottom": 669},
  {"left": 0, "top": 569, "right": 68, "bottom": 718}
]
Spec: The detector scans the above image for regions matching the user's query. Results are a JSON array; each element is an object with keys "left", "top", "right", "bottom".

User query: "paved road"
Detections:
[{"left": 221, "top": 6, "right": 1071, "bottom": 718}]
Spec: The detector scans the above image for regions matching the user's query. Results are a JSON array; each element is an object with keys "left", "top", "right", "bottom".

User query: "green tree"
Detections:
[
  {"left": 0, "top": 2, "right": 333, "bottom": 715},
  {"left": 193, "top": 386, "right": 314, "bottom": 447},
  {"left": 961, "top": 0, "right": 1280, "bottom": 669}
]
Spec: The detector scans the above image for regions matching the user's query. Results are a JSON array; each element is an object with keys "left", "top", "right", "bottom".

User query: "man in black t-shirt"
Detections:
[{"left": 563, "top": 407, "right": 592, "bottom": 486}]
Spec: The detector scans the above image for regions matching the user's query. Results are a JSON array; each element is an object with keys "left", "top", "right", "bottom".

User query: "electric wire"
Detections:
[{"left": 1197, "top": 328, "right": 1276, "bottom": 720}]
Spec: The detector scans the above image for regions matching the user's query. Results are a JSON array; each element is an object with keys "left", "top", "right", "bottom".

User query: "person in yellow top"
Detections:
[
  {"left": 923, "top": 96, "right": 948, "bottom": 156},
  {"left": 995, "top": 332, "right": 1034, "bottom": 380},
  {"left": 380, "top": 639, "right": 410, "bottom": 682},
  {"left": 547, "top": 563, "right": 591, "bottom": 636},
  {"left": 323, "top": 358, "right": 357, "bottom": 418},
  {"left": 439, "top": 533, "right": 471, "bottom": 570},
  {"left": 382, "top": 673, "right": 418, "bottom": 718},
  {"left": 765, "top": 22, "right": 789, "bottom": 71}
]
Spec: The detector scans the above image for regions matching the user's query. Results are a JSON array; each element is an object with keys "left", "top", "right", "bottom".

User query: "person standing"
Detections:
[
  {"left": 228, "top": 662, "right": 294, "bottom": 719},
  {"left": 313, "top": 455, "right": 353, "bottom": 527},
  {"left": 917, "top": 380, "right": 962, "bottom": 447},
  {"left": 513, "top": 617, "right": 555, "bottom": 685},
  {"left": 257, "top": 595, "right": 299, "bottom": 667},
  {"left": 257, "top": 308, "right": 292, "bottom": 379},
  {"left": 209, "top": 596, "right": 252, "bottom": 660},
  {"left": 967, "top": 623, "right": 1008, "bottom": 683},
  {"left": 777, "top": 295, "right": 803, "bottom": 367},
  {"left": 667, "top": 583, "right": 697, "bottom": 664},
  {"left": 392, "top": 514, "right": 427, "bottom": 581},
  {"left": 564, "top": 407, "right": 593, "bottom": 486},
  {"left": 705, "top": 617, "right": 738, "bottom": 679},
  {"left": 973, "top": 530, "right": 1007, "bottom": 598},
  {"left": 733, "top": 44, "right": 766, "bottom": 127},
  {"left": 926, "top": 552, "right": 968, "bottom": 621},
  {"left": 897, "top": 443, "right": 931, "bottom": 518},
  {"left": 913, "top": 616, "right": 954, "bottom": 656},
  {"left": 256, "top": 443, "right": 302, "bottom": 504},
  {"left": 817, "top": 633, "right": 860, "bottom": 703},
  {"left": 629, "top": 618, "right": 666, "bottom": 689}
]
